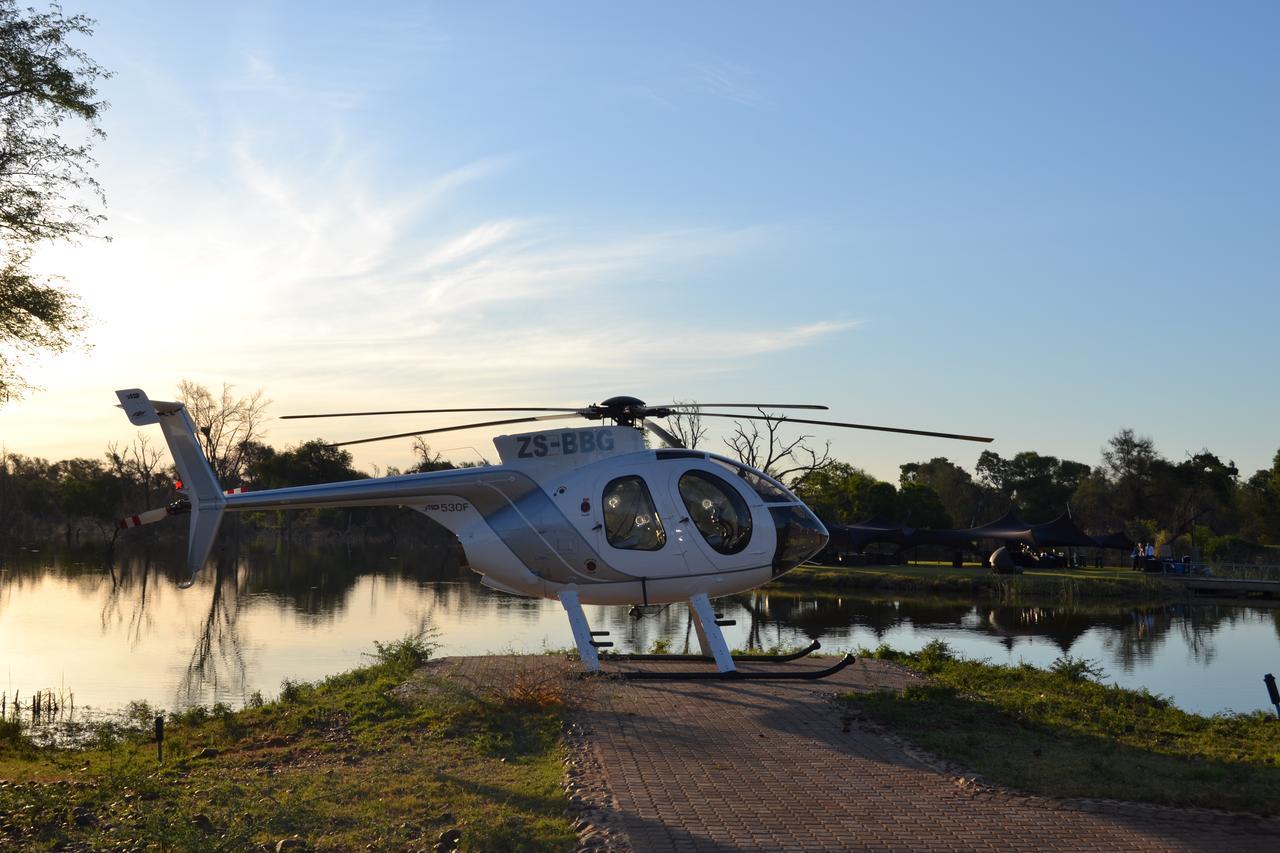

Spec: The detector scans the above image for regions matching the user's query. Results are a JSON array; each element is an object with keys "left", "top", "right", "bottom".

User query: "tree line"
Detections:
[
  {"left": 790, "top": 430, "right": 1280, "bottom": 562},
  {"left": 3, "top": 385, "right": 1279, "bottom": 563},
  {"left": 0, "top": 383, "right": 462, "bottom": 548}
]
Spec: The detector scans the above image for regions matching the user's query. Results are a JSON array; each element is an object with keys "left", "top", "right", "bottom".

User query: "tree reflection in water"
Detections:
[
  {"left": 728, "top": 587, "right": 1272, "bottom": 677},
  {"left": 180, "top": 553, "right": 247, "bottom": 708},
  {"left": 3, "top": 542, "right": 1278, "bottom": 715}
]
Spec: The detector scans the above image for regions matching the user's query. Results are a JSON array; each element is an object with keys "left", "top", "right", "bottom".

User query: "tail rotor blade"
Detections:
[{"left": 117, "top": 507, "right": 171, "bottom": 530}]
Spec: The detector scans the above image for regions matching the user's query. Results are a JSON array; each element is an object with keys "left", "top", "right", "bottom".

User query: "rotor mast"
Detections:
[{"left": 587, "top": 396, "right": 670, "bottom": 428}]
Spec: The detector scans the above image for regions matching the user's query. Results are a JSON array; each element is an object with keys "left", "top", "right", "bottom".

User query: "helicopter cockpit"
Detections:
[
  {"left": 699, "top": 454, "right": 828, "bottom": 574},
  {"left": 596, "top": 449, "right": 827, "bottom": 577}
]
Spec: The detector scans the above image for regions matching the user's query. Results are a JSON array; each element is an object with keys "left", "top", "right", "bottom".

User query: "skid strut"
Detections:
[
  {"left": 687, "top": 593, "right": 735, "bottom": 672},
  {"left": 559, "top": 590, "right": 601, "bottom": 673}
]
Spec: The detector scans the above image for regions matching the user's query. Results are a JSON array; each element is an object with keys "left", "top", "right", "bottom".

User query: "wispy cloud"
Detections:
[
  {"left": 690, "top": 58, "right": 764, "bottom": 107},
  {"left": 228, "top": 53, "right": 366, "bottom": 111},
  {"left": 610, "top": 83, "right": 677, "bottom": 110},
  {"left": 9, "top": 45, "right": 845, "bottom": 468}
]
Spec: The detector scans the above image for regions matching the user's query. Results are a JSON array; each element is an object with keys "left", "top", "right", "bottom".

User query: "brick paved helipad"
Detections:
[{"left": 438, "top": 655, "right": 1279, "bottom": 851}]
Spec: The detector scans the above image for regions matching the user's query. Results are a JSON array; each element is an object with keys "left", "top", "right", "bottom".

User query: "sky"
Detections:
[{"left": 2, "top": 1, "right": 1278, "bottom": 484}]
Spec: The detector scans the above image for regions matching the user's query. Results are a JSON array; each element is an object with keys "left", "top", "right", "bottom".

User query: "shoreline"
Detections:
[
  {"left": 771, "top": 561, "right": 1190, "bottom": 603},
  {"left": 1, "top": 646, "right": 1277, "bottom": 850}
]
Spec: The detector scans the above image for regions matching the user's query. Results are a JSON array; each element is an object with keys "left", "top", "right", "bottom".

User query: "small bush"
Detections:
[
  {"left": 124, "top": 699, "right": 157, "bottom": 729},
  {"left": 917, "top": 639, "right": 955, "bottom": 665},
  {"left": 871, "top": 643, "right": 896, "bottom": 660},
  {"left": 172, "top": 705, "right": 210, "bottom": 726},
  {"left": 280, "top": 679, "right": 304, "bottom": 704},
  {"left": 0, "top": 717, "right": 28, "bottom": 747},
  {"left": 1049, "top": 655, "right": 1107, "bottom": 682},
  {"left": 368, "top": 625, "right": 440, "bottom": 671},
  {"left": 649, "top": 638, "right": 671, "bottom": 655},
  {"left": 482, "top": 659, "right": 571, "bottom": 710}
]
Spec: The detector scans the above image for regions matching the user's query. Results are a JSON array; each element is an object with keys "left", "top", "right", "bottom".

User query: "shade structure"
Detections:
[
  {"left": 826, "top": 516, "right": 908, "bottom": 550},
  {"left": 822, "top": 509, "right": 1137, "bottom": 554},
  {"left": 910, "top": 526, "right": 981, "bottom": 548},
  {"left": 963, "top": 510, "right": 1035, "bottom": 545},
  {"left": 1026, "top": 513, "right": 1097, "bottom": 548}
]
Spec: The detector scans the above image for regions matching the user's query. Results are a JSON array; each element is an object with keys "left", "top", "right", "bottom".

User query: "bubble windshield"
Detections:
[{"left": 708, "top": 456, "right": 794, "bottom": 503}]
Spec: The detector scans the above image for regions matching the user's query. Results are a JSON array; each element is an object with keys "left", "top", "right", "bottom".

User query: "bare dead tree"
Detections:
[
  {"left": 177, "top": 379, "right": 270, "bottom": 484},
  {"left": 665, "top": 401, "right": 707, "bottom": 449},
  {"left": 105, "top": 432, "right": 164, "bottom": 509},
  {"left": 723, "top": 408, "right": 833, "bottom": 483},
  {"left": 410, "top": 436, "right": 454, "bottom": 472}
]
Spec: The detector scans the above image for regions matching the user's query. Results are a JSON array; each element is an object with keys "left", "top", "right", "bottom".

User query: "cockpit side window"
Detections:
[
  {"left": 709, "top": 456, "right": 793, "bottom": 503},
  {"left": 602, "top": 476, "right": 666, "bottom": 551},
  {"left": 678, "top": 470, "right": 752, "bottom": 555}
]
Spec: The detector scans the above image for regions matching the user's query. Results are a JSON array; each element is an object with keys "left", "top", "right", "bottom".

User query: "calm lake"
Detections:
[{"left": 3, "top": 542, "right": 1278, "bottom": 719}]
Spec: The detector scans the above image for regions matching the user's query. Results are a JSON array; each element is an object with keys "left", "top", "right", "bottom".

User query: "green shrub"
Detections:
[
  {"left": 917, "top": 639, "right": 955, "bottom": 666},
  {"left": 280, "top": 679, "right": 304, "bottom": 703},
  {"left": 0, "top": 717, "right": 27, "bottom": 748},
  {"left": 368, "top": 626, "right": 440, "bottom": 671},
  {"left": 1049, "top": 655, "right": 1107, "bottom": 682}
]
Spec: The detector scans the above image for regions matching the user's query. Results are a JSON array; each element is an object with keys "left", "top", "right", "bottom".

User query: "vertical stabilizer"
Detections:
[{"left": 116, "top": 389, "right": 226, "bottom": 582}]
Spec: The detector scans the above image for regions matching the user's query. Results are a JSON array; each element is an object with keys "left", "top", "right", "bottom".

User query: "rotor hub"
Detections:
[{"left": 592, "top": 395, "right": 662, "bottom": 427}]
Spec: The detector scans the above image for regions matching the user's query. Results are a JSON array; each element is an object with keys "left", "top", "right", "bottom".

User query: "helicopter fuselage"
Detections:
[
  {"left": 221, "top": 425, "right": 829, "bottom": 606},
  {"left": 116, "top": 388, "right": 843, "bottom": 672}
]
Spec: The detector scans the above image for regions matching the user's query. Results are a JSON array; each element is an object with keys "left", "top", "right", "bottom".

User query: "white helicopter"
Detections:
[{"left": 115, "top": 389, "right": 991, "bottom": 678}]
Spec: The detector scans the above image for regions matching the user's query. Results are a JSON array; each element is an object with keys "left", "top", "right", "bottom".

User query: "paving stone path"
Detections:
[{"left": 443, "top": 655, "right": 1280, "bottom": 851}]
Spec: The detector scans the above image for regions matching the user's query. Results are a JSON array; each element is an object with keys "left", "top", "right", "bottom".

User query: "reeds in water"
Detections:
[{"left": 3, "top": 687, "right": 75, "bottom": 725}]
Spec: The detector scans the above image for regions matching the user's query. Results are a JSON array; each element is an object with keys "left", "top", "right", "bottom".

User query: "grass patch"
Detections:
[
  {"left": 845, "top": 642, "right": 1280, "bottom": 814},
  {"left": 0, "top": 633, "right": 575, "bottom": 851},
  {"left": 776, "top": 562, "right": 1183, "bottom": 603}
]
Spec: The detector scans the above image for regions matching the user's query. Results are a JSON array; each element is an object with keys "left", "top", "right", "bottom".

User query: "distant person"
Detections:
[
  {"left": 1145, "top": 542, "right": 1156, "bottom": 562},
  {"left": 1131, "top": 544, "right": 1140, "bottom": 570}
]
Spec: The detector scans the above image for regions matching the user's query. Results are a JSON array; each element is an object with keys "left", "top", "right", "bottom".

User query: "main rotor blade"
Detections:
[
  {"left": 326, "top": 413, "right": 581, "bottom": 448},
  {"left": 692, "top": 411, "right": 994, "bottom": 443},
  {"left": 660, "top": 403, "right": 829, "bottom": 411},
  {"left": 283, "top": 406, "right": 581, "bottom": 420},
  {"left": 643, "top": 420, "right": 686, "bottom": 449}
]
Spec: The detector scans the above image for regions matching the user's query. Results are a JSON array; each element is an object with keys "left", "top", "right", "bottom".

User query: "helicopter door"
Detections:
[
  {"left": 595, "top": 474, "right": 690, "bottom": 576},
  {"left": 670, "top": 468, "right": 759, "bottom": 573}
]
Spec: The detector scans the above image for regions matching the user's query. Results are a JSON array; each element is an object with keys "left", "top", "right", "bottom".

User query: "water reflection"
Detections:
[
  {"left": 1, "top": 544, "right": 1277, "bottom": 717},
  {"left": 716, "top": 589, "right": 1279, "bottom": 713}
]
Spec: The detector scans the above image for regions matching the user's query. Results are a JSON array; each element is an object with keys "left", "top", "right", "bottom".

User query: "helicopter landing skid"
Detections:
[
  {"left": 605, "top": 639, "right": 822, "bottom": 663},
  {"left": 616, "top": 653, "right": 856, "bottom": 681}
]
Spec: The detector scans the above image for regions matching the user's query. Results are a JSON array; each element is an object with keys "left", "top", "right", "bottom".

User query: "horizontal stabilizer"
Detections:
[{"left": 116, "top": 389, "right": 159, "bottom": 425}]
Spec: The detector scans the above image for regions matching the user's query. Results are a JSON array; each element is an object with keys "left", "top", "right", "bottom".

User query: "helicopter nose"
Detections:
[{"left": 769, "top": 504, "right": 828, "bottom": 576}]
